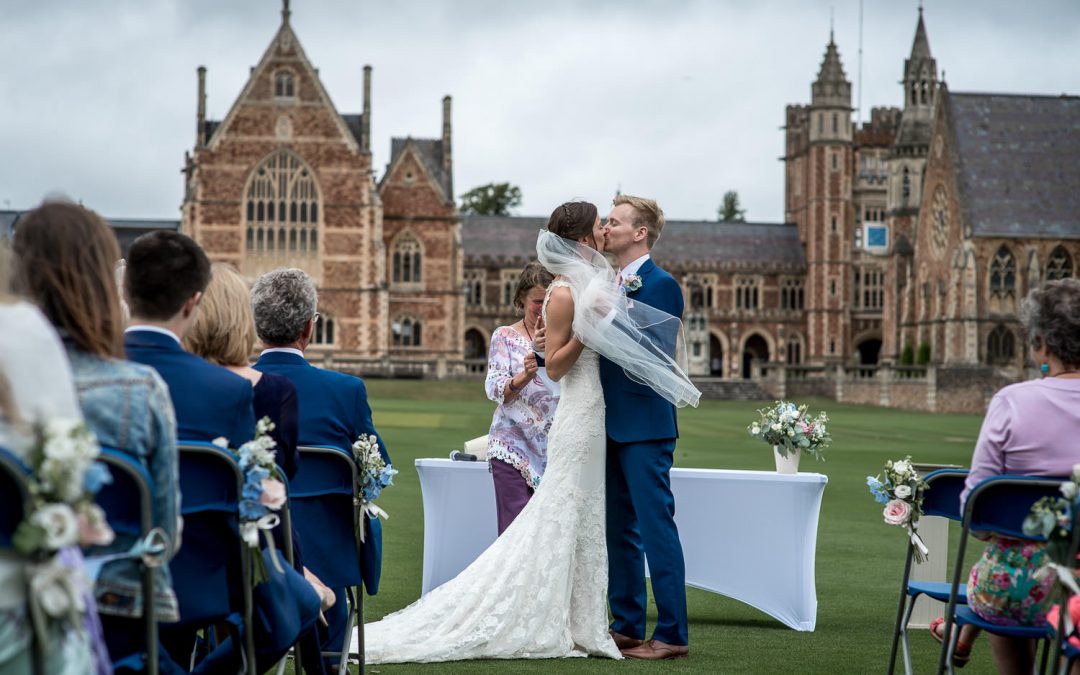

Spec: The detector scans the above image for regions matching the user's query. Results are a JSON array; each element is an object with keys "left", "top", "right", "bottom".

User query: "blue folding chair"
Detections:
[
  {"left": 937, "top": 475, "right": 1068, "bottom": 675},
  {"left": 290, "top": 445, "right": 365, "bottom": 674},
  {"left": 888, "top": 468, "right": 969, "bottom": 675},
  {"left": 0, "top": 447, "right": 44, "bottom": 675},
  {"left": 90, "top": 448, "right": 163, "bottom": 674},
  {"left": 170, "top": 441, "right": 256, "bottom": 675}
]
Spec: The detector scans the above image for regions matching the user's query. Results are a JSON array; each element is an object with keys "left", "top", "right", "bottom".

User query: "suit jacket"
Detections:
[
  {"left": 124, "top": 329, "right": 255, "bottom": 447},
  {"left": 254, "top": 350, "right": 390, "bottom": 593},
  {"left": 599, "top": 258, "right": 684, "bottom": 444}
]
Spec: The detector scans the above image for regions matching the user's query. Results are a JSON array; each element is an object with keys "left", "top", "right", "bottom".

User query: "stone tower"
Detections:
[
  {"left": 181, "top": 3, "right": 388, "bottom": 358},
  {"left": 802, "top": 33, "right": 854, "bottom": 364}
]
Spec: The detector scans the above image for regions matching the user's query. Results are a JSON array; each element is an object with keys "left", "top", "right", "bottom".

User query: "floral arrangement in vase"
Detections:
[
  {"left": 867, "top": 456, "right": 930, "bottom": 563},
  {"left": 748, "top": 401, "right": 831, "bottom": 473}
]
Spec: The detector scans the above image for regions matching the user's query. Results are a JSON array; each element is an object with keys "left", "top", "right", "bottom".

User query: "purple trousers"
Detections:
[{"left": 490, "top": 459, "right": 534, "bottom": 535}]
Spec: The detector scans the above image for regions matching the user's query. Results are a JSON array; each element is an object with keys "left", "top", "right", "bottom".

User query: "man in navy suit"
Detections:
[
  {"left": 599, "top": 195, "right": 690, "bottom": 660},
  {"left": 251, "top": 267, "right": 390, "bottom": 668},
  {"left": 123, "top": 231, "right": 256, "bottom": 447}
]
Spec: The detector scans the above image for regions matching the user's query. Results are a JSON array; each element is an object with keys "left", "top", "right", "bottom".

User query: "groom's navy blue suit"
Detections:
[{"left": 599, "top": 257, "right": 688, "bottom": 646}]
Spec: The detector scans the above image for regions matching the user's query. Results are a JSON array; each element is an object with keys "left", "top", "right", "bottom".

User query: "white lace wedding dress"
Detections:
[{"left": 360, "top": 280, "right": 621, "bottom": 663}]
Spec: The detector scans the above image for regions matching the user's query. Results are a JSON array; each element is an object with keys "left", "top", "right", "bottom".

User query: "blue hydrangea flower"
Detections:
[{"left": 83, "top": 461, "right": 113, "bottom": 494}]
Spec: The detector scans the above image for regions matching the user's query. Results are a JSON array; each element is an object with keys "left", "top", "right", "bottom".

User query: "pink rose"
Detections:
[
  {"left": 883, "top": 499, "right": 911, "bottom": 526},
  {"left": 259, "top": 478, "right": 287, "bottom": 510},
  {"left": 77, "top": 504, "right": 116, "bottom": 547}
]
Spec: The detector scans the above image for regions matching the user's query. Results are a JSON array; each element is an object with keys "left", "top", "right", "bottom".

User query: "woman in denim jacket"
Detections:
[{"left": 12, "top": 201, "right": 182, "bottom": 667}]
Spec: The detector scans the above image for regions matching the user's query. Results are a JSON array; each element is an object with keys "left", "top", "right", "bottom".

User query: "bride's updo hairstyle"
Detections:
[{"left": 546, "top": 201, "right": 598, "bottom": 242}]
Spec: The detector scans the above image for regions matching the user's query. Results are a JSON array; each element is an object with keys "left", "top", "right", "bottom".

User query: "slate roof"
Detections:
[
  {"left": 340, "top": 114, "right": 365, "bottom": 148},
  {"left": 386, "top": 137, "right": 452, "bottom": 199},
  {"left": 948, "top": 92, "right": 1080, "bottom": 239},
  {"left": 0, "top": 210, "right": 178, "bottom": 256},
  {"left": 462, "top": 215, "right": 805, "bottom": 270}
]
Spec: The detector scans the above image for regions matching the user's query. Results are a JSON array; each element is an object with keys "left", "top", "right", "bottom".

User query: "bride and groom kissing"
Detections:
[{"left": 360, "top": 196, "right": 701, "bottom": 663}]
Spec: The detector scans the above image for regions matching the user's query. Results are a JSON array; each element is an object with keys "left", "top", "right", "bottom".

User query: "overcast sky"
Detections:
[{"left": 2, "top": 0, "right": 1078, "bottom": 223}]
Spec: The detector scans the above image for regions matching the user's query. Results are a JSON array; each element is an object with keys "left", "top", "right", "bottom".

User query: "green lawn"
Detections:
[{"left": 311, "top": 381, "right": 996, "bottom": 674}]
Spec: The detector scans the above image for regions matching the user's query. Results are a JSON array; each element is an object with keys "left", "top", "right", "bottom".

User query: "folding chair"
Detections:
[
  {"left": 0, "top": 447, "right": 44, "bottom": 675},
  {"left": 170, "top": 441, "right": 256, "bottom": 675},
  {"left": 290, "top": 445, "right": 366, "bottom": 674},
  {"left": 91, "top": 448, "right": 161, "bottom": 674},
  {"left": 887, "top": 468, "right": 969, "bottom": 675},
  {"left": 937, "top": 475, "right": 1069, "bottom": 675}
]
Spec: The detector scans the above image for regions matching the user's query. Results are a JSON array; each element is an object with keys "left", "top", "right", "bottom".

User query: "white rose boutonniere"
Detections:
[{"left": 622, "top": 273, "right": 642, "bottom": 293}]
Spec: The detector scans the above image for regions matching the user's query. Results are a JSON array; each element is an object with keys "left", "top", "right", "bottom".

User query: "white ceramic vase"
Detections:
[{"left": 773, "top": 445, "right": 801, "bottom": 474}]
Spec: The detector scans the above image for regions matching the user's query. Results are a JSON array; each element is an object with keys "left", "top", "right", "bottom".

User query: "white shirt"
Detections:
[
  {"left": 125, "top": 324, "right": 182, "bottom": 346},
  {"left": 619, "top": 253, "right": 651, "bottom": 280},
  {"left": 260, "top": 347, "right": 305, "bottom": 358}
]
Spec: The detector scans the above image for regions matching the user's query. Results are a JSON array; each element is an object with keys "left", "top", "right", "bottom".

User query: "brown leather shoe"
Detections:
[
  {"left": 621, "top": 639, "right": 689, "bottom": 660},
  {"left": 609, "top": 629, "right": 644, "bottom": 650}
]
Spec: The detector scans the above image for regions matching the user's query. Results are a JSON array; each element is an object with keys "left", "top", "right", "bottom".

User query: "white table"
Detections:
[{"left": 415, "top": 458, "right": 828, "bottom": 631}]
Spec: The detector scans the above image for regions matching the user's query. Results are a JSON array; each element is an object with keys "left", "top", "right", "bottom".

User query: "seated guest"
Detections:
[
  {"left": 251, "top": 268, "right": 391, "bottom": 669},
  {"left": 122, "top": 231, "right": 255, "bottom": 447},
  {"left": 183, "top": 262, "right": 300, "bottom": 480},
  {"left": 12, "top": 201, "right": 182, "bottom": 672},
  {"left": 933, "top": 278, "right": 1080, "bottom": 673},
  {"left": 0, "top": 249, "right": 103, "bottom": 672},
  {"left": 484, "top": 261, "right": 558, "bottom": 534},
  {"left": 183, "top": 262, "right": 333, "bottom": 675}
]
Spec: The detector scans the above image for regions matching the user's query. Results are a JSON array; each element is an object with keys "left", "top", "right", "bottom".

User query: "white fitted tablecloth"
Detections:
[{"left": 415, "top": 458, "right": 828, "bottom": 631}]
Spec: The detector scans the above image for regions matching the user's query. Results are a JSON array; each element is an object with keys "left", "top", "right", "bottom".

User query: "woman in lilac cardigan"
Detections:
[{"left": 933, "top": 278, "right": 1080, "bottom": 672}]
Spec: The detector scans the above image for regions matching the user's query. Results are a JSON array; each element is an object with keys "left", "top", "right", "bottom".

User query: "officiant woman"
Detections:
[{"left": 484, "top": 261, "right": 558, "bottom": 534}]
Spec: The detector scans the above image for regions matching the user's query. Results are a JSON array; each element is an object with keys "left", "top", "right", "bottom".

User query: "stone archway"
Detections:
[
  {"left": 741, "top": 334, "right": 770, "bottom": 380},
  {"left": 709, "top": 334, "right": 725, "bottom": 376},
  {"left": 464, "top": 328, "right": 486, "bottom": 360},
  {"left": 856, "top": 338, "right": 882, "bottom": 365}
]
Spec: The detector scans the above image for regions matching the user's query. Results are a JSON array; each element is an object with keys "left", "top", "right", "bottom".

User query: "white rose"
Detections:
[
  {"left": 32, "top": 503, "right": 79, "bottom": 550},
  {"left": 893, "top": 460, "right": 912, "bottom": 477},
  {"left": 1061, "top": 481, "right": 1078, "bottom": 501},
  {"left": 791, "top": 410, "right": 800, "bottom": 419},
  {"left": 240, "top": 521, "right": 260, "bottom": 548},
  {"left": 771, "top": 423, "right": 782, "bottom": 432},
  {"left": 750, "top": 425, "right": 760, "bottom": 436},
  {"left": 894, "top": 485, "right": 912, "bottom": 499}
]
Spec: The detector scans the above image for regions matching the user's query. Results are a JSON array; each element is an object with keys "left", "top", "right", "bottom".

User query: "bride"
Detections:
[{"left": 359, "top": 201, "right": 699, "bottom": 664}]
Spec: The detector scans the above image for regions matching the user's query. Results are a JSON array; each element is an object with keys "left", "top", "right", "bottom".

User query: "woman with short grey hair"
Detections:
[
  {"left": 932, "top": 278, "right": 1080, "bottom": 671},
  {"left": 250, "top": 267, "right": 318, "bottom": 346}
]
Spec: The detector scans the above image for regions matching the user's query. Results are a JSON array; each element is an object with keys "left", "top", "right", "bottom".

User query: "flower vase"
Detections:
[{"left": 773, "top": 446, "right": 800, "bottom": 474}]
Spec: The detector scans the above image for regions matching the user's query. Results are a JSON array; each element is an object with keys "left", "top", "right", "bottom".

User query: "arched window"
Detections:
[
  {"left": 1046, "top": 246, "right": 1074, "bottom": 281},
  {"left": 245, "top": 150, "right": 319, "bottom": 258},
  {"left": 987, "top": 324, "right": 1015, "bottom": 365},
  {"left": 989, "top": 246, "right": 1016, "bottom": 298},
  {"left": 392, "top": 235, "right": 422, "bottom": 284},
  {"left": 274, "top": 70, "right": 295, "bottom": 98},
  {"left": 312, "top": 314, "right": 335, "bottom": 345},
  {"left": 392, "top": 316, "right": 422, "bottom": 348}
]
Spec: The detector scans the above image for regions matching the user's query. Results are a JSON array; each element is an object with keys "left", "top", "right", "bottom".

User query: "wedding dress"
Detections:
[{"left": 359, "top": 279, "right": 621, "bottom": 663}]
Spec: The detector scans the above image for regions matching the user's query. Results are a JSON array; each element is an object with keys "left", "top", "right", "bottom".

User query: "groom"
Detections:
[{"left": 600, "top": 195, "right": 689, "bottom": 660}]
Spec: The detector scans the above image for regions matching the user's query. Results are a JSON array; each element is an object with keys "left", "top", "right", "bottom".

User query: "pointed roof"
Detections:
[
  {"left": 811, "top": 35, "right": 851, "bottom": 108},
  {"left": 204, "top": 8, "right": 358, "bottom": 153},
  {"left": 909, "top": 8, "right": 932, "bottom": 62},
  {"left": 380, "top": 137, "right": 452, "bottom": 203}
]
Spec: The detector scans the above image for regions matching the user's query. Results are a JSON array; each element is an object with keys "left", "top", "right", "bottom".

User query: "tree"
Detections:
[
  {"left": 459, "top": 182, "right": 523, "bottom": 216},
  {"left": 717, "top": 190, "right": 746, "bottom": 222}
]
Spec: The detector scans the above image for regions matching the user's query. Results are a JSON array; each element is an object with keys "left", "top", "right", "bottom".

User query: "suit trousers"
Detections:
[{"left": 605, "top": 437, "right": 688, "bottom": 646}]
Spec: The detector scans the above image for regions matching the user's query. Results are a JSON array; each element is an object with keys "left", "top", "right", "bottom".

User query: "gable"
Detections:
[{"left": 379, "top": 140, "right": 450, "bottom": 204}]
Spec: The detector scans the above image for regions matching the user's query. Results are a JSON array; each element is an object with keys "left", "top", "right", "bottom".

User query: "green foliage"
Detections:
[
  {"left": 717, "top": 190, "right": 746, "bottom": 222},
  {"left": 899, "top": 342, "right": 915, "bottom": 366},
  {"left": 310, "top": 381, "right": 992, "bottom": 674},
  {"left": 458, "top": 182, "right": 523, "bottom": 216},
  {"left": 916, "top": 341, "right": 932, "bottom": 365}
]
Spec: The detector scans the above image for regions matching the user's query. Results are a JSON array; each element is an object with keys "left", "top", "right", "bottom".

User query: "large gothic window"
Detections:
[
  {"left": 986, "top": 324, "right": 1015, "bottom": 365},
  {"left": 989, "top": 246, "right": 1016, "bottom": 299},
  {"left": 392, "top": 315, "right": 422, "bottom": 348},
  {"left": 1046, "top": 246, "right": 1074, "bottom": 281},
  {"left": 245, "top": 150, "right": 319, "bottom": 258},
  {"left": 392, "top": 235, "right": 422, "bottom": 284}
]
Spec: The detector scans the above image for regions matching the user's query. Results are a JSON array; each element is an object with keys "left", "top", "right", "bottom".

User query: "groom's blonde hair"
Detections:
[{"left": 612, "top": 195, "right": 665, "bottom": 248}]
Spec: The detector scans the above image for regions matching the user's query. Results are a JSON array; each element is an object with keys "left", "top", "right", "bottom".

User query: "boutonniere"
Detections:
[{"left": 622, "top": 274, "right": 643, "bottom": 292}]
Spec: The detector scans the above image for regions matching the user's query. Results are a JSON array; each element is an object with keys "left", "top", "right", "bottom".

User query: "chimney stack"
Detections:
[
  {"left": 442, "top": 95, "right": 453, "bottom": 198},
  {"left": 362, "top": 65, "right": 372, "bottom": 152},
  {"left": 196, "top": 66, "right": 207, "bottom": 149}
]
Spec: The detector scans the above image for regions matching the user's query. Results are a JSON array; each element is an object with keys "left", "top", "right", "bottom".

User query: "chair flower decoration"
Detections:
[
  {"left": 352, "top": 433, "right": 397, "bottom": 541},
  {"left": 867, "top": 456, "right": 930, "bottom": 563},
  {"left": 1022, "top": 463, "right": 1080, "bottom": 600},
  {"left": 747, "top": 400, "right": 831, "bottom": 459}
]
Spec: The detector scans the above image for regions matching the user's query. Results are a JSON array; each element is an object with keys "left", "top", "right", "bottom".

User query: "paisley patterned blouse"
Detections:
[{"left": 484, "top": 326, "right": 560, "bottom": 488}]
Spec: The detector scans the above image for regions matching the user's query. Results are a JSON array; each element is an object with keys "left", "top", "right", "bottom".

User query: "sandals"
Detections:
[{"left": 930, "top": 617, "right": 973, "bottom": 668}]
